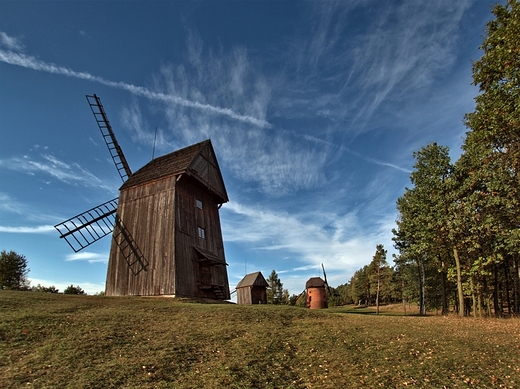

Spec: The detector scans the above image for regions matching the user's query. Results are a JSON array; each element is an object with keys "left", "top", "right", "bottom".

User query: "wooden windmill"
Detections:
[{"left": 55, "top": 94, "right": 230, "bottom": 299}]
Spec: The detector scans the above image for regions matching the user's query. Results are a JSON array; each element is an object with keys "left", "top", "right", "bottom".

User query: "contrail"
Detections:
[{"left": 0, "top": 49, "right": 272, "bottom": 129}]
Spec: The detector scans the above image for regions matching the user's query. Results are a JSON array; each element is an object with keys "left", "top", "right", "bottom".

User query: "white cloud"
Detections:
[
  {"left": 0, "top": 154, "right": 114, "bottom": 192},
  {"left": 223, "top": 200, "right": 392, "bottom": 274},
  {"left": 0, "top": 31, "right": 24, "bottom": 52},
  {"left": 66, "top": 252, "right": 108, "bottom": 264},
  {"left": 272, "top": 1, "right": 472, "bottom": 135},
  {"left": 119, "top": 99, "right": 176, "bottom": 153},
  {"left": 0, "top": 225, "right": 55, "bottom": 233},
  {"left": 0, "top": 49, "right": 271, "bottom": 128}
]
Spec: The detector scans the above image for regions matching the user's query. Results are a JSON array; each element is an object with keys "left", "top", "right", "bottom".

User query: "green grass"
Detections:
[{"left": 1, "top": 291, "right": 519, "bottom": 388}]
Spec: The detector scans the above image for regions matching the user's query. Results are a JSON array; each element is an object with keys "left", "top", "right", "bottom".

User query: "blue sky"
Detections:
[{"left": 0, "top": 0, "right": 500, "bottom": 296}]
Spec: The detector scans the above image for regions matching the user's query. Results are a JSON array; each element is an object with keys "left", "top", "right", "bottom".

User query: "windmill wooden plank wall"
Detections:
[{"left": 105, "top": 140, "right": 230, "bottom": 299}]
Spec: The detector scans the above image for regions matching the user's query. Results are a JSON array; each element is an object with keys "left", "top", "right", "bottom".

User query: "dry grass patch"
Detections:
[{"left": 1, "top": 291, "right": 519, "bottom": 388}]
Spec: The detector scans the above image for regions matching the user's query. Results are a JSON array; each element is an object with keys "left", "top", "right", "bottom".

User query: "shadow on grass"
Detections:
[{"left": 328, "top": 305, "right": 426, "bottom": 317}]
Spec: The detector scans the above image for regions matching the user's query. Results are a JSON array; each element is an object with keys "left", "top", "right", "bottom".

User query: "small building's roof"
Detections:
[
  {"left": 306, "top": 277, "right": 326, "bottom": 288},
  {"left": 236, "top": 272, "right": 268, "bottom": 288},
  {"left": 120, "top": 139, "right": 228, "bottom": 203}
]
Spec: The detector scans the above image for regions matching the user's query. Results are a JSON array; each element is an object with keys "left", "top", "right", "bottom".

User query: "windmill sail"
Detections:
[
  {"left": 322, "top": 263, "right": 332, "bottom": 294},
  {"left": 112, "top": 215, "right": 148, "bottom": 275},
  {"left": 54, "top": 198, "right": 118, "bottom": 252},
  {"left": 86, "top": 94, "right": 132, "bottom": 182}
]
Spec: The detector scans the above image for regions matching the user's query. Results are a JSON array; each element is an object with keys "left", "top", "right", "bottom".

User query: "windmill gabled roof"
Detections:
[
  {"left": 236, "top": 272, "right": 268, "bottom": 288},
  {"left": 120, "top": 139, "right": 228, "bottom": 203},
  {"left": 306, "top": 277, "right": 326, "bottom": 288}
]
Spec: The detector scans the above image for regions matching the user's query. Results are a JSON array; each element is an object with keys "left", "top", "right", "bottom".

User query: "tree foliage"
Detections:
[
  {"left": 0, "top": 250, "right": 30, "bottom": 290},
  {"left": 392, "top": 1, "right": 520, "bottom": 317},
  {"left": 63, "top": 285, "right": 86, "bottom": 295},
  {"left": 266, "top": 270, "right": 286, "bottom": 304},
  {"left": 369, "top": 244, "right": 392, "bottom": 314},
  {"left": 32, "top": 284, "right": 60, "bottom": 293}
]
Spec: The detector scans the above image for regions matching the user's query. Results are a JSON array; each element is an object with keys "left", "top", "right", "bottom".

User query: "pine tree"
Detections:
[
  {"left": 266, "top": 270, "right": 284, "bottom": 304},
  {"left": 0, "top": 250, "right": 30, "bottom": 290},
  {"left": 369, "top": 244, "right": 391, "bottom": 314}
]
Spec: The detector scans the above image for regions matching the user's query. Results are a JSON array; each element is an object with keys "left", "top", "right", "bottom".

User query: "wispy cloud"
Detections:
[
  {"left": 66, "top": 252, "right": 108, "bottom": 264},
  {"left": 342, "top": 147, "right": 412, "bottom": 173},
  {"left": 0, "top": 154, "right": 113, "bottom": 192},
  {"left": 0, "top": 192, "right": 26, "bottom": 215},
  {"left": 119, "top": 99, "right": 176, "bottom": 153},
  {"left": 273, "top": 1, "right": 472, "bottom": 135},
  {"left": 223, "top": 201, "right": 391, "bottom": 272},
  {"left": 0, "top": 31, "right": 24, "bottom": 51},
  {"left": 0, "top": 225, "right": 55, "bottom": 233},
  {"left": 0, "top": 47, "right": 271, "bottom": 129}
]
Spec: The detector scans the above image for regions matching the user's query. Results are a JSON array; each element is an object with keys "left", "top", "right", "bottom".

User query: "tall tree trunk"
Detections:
[
  {"left": 440, "top": 260, "right": 448, "bottom": 315},
  {"left": 514, "top": 255, "right": 520, "bottom": 315},
  {"left": 470, "top": 276, "right": 477, "bottom": 318},
  {"left": 504, "top": 261, "right": 511, "bottom": 316},
  {"left": 402, "top": 278, "right": 407, "bottom": 316},
  {"left": 376, "top": 277, "right": 380, "bottom": 314},
  {"left": 453, "top": 247, "right": 465, "bottom": 316},
  {"left": 493, "top": 264, "right": 501, "bottom": 317},
  {"left": 417, "top": 259, "right": 426, "bottom": 316}
]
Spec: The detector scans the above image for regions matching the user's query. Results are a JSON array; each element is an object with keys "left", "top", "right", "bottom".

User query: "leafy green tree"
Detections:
[
  {"left": 392, "top": 1, "right": 519, "bottom": 317},
  {"left": 266, "top": 270, "right": 284, "bottom": 304},
  {"left": 455, "top": 0, "right": 520, "bottom": 316},
  {"left": 289, "top": 293, "right": 300, "bottom": 306},
  {"left": 335, "top": 283, "right": 354, "bottom": 305},
  {"left": 32, "top": 284, "right": 59, "bottom": 293},
  {"left": 393, "top": 143, "right": 454, "bottom": 315},
  {"left": 281, "top": 288, "right": 291, "bottom": 305},
  {"left": 326, "top": 286, "right": 343, "bottom": 307},
  {"left": 391, "top": 254, "right": 418, "bottom": 315},
  {"left": 0, "top": 250, "right": 30, "bottom": 290},
  {"left": 63, "top": 285, "right": 86, "bottom": 295},
  {"left": 349, "top": 266, "right": 371, "bottom": 306}
]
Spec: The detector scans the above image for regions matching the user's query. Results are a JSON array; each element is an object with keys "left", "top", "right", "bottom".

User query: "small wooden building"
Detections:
[
  {"left": 236, "top": 272, "right": 268, "bottom": 304},
  {"left": 306, "top": 277, "right": 328, "bottom": 309},
  {"left": 105, "top": 140, "right": 230, "bottom": 299}
]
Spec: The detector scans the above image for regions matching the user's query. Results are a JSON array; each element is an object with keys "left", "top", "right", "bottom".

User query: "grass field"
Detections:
[{"left": 1, "top": 291, "right": 519, "bottom": 388}]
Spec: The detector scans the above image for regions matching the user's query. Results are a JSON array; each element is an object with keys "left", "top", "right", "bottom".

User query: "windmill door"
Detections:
[{"left": 200, "top": 264, "right": 212, "bottom": 286}]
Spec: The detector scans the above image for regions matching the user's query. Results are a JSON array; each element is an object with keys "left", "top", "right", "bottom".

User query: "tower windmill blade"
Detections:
[
  {"left": 322, "top": 263, "right": 332, "bottom": 294},
  {"left": 86, "top": 94, "right": 132, "bottom": 182},
  {"left": 54, "top": 198, "right": 118, "bottom": 252}
]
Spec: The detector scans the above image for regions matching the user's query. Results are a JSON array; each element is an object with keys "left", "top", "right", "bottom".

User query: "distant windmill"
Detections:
[
  {"left": 55, "top": 94, "right": 230, "bottom": 299},
  {"left": 305, "top": 263, "right": 330, "bottom": 309}
]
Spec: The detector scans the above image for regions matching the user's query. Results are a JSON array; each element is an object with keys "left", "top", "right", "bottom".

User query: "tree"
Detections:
[
  {"left": 266, "top": 270, "right": 284, "bottom": 304},
  {"left": 32, "top": 284, "right": 59, "bottom": 293},
  {"left": 63, "top": 285, "right": 85, "bottom": 295},
  {"left": 455, "top": 0, "right": 520, "bottom": 316},
  {"left": 0, "top": 250, "right": 30, "bottom": 290},
  {"left": 393, "top": 143, "right": 454, "bottom": 315},
  {"left": 369, "top": 244, "right": 391, "bottom": 314},
  {"left": 391, "top": 1, "right": 520, "bottom": 317}
]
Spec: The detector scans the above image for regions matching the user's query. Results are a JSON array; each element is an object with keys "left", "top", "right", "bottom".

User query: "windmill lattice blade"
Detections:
[
  {"left": 113, "top": 215, "right": 148, "bottom": 275},
  {"left": 86, "top": 94, "right": 132, "bottom": 183},
  {"left": 54, "top": 198, "right": 118, "bottom": 252}
]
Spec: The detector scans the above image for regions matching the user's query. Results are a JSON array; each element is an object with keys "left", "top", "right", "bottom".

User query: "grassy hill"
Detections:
[{"left": 1, "top": 291, "right": 519, "bottom": 388}]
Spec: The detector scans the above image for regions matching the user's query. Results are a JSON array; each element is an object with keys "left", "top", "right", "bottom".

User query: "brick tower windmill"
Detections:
[{"left": 55, "top": 95, "right": 230, "bottom": 299}]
